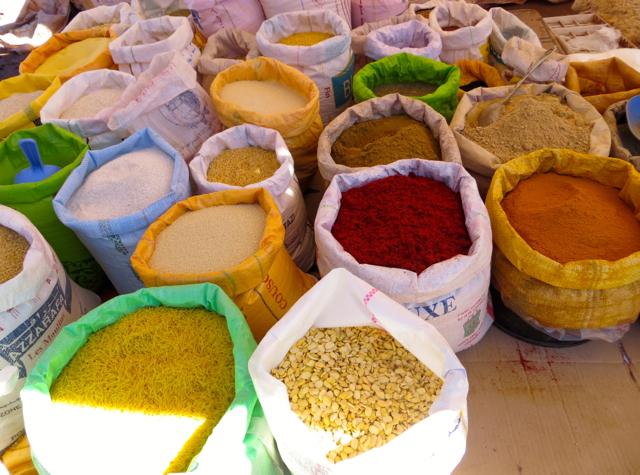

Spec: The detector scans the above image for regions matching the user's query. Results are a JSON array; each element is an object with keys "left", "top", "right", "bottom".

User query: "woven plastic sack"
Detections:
[
  {"left": 501, "top": 37, "right": 569, "bottom": 84},
  {"left": 317, "top": 94, "right": 461, "bottom": 183},
  {"left": 210, "top": 57, "right": 324, "bottom": 191},
  {"left": 1, "top": 435, "right": 36, "bottom": 475},
  {"left": 316, "top": 160, "right": 493, "bottom": 351},
  {"left": 428, "top": 2, "right": 491, "bottom": 64},
  {"left": 109, "top": 50, "right": 223, "bottom": 163},
  {"left": 605, "top": 100, "right": 640, "bottom": 171},
  {"left": 0, "top": 0, "right": 69, "bottom": 53},
  {"left": 40, "top": 70, "right": 136, "bottom": 150},
  {"left": 351, "top": 0, "right": 408, "bottom": 28},
  {"left": 450, "top": 83, "right": 612, "bottom": 198},
  {"left": 53, "top": 128, "right": 191, "bottom": 295},
  {"left": 130, "top": 0, "right": 190, "bottom": 20},
  {"left": 0, "top": 124, "right": 107, "bottom": 292},
  {"left": 248, "top": 267, "right": 469, "bottom": 474},
  {"left": 486, "top": 148, "right": 640, "bottom": 333},
  {"left": 62, "top": 3, "right": 135, "bottom": 36},
  {"left": 353, "top": 53, "right": 460, "bottom": 123},
  {"left": 190, "top": 124, "right": 315, "bottom": 272},
  {"left": 108, "top": 16, "right": 199, "bottom": 78},
  {"left": 21, "top": 283, "right": 288, "bottom": 475},
  {"left": 256, "top": 10, "right": 354, "bottom": 127},
  {"left": 19, "top": 29, "right": 117, "bottom": 82},
  {"left": 71, "top": 0, "right": 131, "bottom": 10},
  {"left": 259, "top": 0, "right": 351, "bottom": 29},
  {"left": 0, "top": 205, "right": 100, "bottom": 453},
  {"left": 131, "top": 188, "right": 317, "bottom": 343},
  {"left": 488, "top": 7, "right": 541, "bottom": 74},
  {"left": 0, "top": 74, "right": 61, "bottom": 140},
  {"left": 186, "top": 0, "right": 265, "bottom": 37},
  {"left": 453, "top": 59, "right": 505, "bottom": 100},
  {"left": 198, "top": 29, "right": 260, "bottom": 93},
  {"left": 364, "top": 19, "right": 442, "bottom": 61}
]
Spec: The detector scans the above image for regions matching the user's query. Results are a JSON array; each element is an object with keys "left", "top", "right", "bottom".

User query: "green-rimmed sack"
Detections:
[
  {"left": 0, "top": 124, "right": 107, "bottom": 292},
  {"left": 353, "top": 53, "right": 460, "bottom": 122},
  {"left": 21, "top": 283, "right": 288, "bottom": 475}
]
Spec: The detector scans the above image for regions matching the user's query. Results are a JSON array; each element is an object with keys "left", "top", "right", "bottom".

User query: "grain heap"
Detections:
[
  {"left": 501, "top": 172, "right": 640, "bottom": 264},
  {"left": 272, "top": 326, "right": 443, "bottom": 463},
  {"left": 206, "top": 147, "right": 280, "bottom": 186},
  {"left": 0, "top": 91, "right": 44, "bottom": 122},
  {"left": 372, "top": 81, "right": 439, "bottom": 98},
  {"left": 50, "top": 307, "right": 235, "bottom": 474},
  {"left": 278, "top": 32, "right": 334, "bottom": 46},
  {"left": 34, "top": 37, "right": 111, "bottom": 76},
  {"left": 0, "top": 225, "right": 30, "bottom": 284},
  {"left": 220, "top": 81, "right": 308, "bottom": 115},
  {"left": 148, "top": 204, "right": 267, "bottom": 274},
  {"left": 462, "top": 93, "right": 591, "bottom": 163},
  {"left": 67, "top": 148, "right": 174, "bottom": 220},
  {"left": 331, "top": 115, "right": 441, "bottom": 168},
  {"left": 60, "top": 88, "right": 123, "bottom": 119}
]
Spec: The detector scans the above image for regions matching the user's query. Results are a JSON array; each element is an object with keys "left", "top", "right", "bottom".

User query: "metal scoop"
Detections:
[{"left": 477, "top": 45, "right": 558, "bottom": 128}]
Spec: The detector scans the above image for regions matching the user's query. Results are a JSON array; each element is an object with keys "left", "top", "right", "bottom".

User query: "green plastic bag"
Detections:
[
  {"left": 21, "top": 283, "right": 289, "bottom": 475},
  {"left": 0, "top": 124, "right": 107, "bottom": 292},
  {"left": 353, "top": 53, "right": 461, "bottom": 123}
]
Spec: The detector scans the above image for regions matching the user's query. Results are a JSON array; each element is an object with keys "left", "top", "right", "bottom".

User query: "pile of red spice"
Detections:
[{"left": 331, "top": 173, "right": 472, "bottom": 274}]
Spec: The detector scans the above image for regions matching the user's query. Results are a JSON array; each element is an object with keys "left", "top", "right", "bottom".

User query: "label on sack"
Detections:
[{"left": 332, "top": 54, "right": 355, "bottom": 108}]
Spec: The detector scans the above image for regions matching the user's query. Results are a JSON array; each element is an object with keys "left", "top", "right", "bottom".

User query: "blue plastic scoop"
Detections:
[
  {"left": 627, "top": 94, "right": 640, "bottom": 142},
  {"left": 13, "top": 138, "right": 62, "bottom": 184}
]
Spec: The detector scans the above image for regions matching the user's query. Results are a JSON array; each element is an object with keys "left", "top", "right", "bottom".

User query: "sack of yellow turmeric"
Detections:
[
  {"left": 19, "top": 29, "right": 117, "bottom": 83},
  {"left": 453, "top": 59, "right": 506, "bottom": 101},
  {"left": 565, "top": 57, "right": 640, "bottom": 114},
  {"left": 131, "top": 188, "right": 316, "bottom": 342},
  {"left": 209, "top": 57, "right": 323, "bottom": 191},
  {"left": 0, "top": 74, "right": 61, "bottom": 140},
  {"left": 486, "top": 148, "right": 640, "bottom": 342}
]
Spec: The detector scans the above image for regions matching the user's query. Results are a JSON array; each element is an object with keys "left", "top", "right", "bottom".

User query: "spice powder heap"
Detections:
[
  {"left": 331, "top": 173, "right": 471, "bottom": 274},
  {"left": 0, "top": 225, "right": 30, "bottom": 284},
  {"left": 501, "top": 172, "right": 640, "bottom": 264},
  {"left": 372, "top": 81, "right": 439, "bottom": 98},
  {"left": 207, "top": 147, "right": 280, "bottom": 186}
]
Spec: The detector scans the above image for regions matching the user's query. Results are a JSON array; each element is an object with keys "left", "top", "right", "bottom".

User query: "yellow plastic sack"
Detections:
[
  {"left": 453, "top": 59, "right": 506, "bottom": 101},
  {"left": 19, "top": 29, "right": 117, "bottom": 82},
  {"left": 565, "top": 57, "right": 640, "bottom": 114},
  {"left": 210, "top": 57, "right": 324, "bottom": 191},
  {"left": 1, "top": 435, "right": 38, "bottom": 475},
  {"left": 486, "top": 148, "right": 640, "bottom": 329},
  {"left": 131, "top": 187, "right": 316, "bottom": 342},
  {"left": 0, "top": 74, "right": 61, "bottom": 140}
]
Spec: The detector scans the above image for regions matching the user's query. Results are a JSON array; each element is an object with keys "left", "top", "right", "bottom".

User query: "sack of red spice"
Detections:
[{"left": 315, "top": 158, "right": 493, "bottom": 352}]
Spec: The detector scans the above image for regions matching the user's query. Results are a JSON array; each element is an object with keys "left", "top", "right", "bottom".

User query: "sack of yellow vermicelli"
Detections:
[
  {"left": 0, "top": 74, "right": 61, "bottom": 140},
  {"left": 131, "top": 188, "right": 316, "bottom": 342},
  {"left": 19, "top": 29, "right": 117, "bottom": 83},
  {"left": 565, "top": 57, "right": 640, "bottom": 115},
  {"left": 21, "top": 284, "right": 289, "bottom": 475},
  {"left": 452, "top": 59, "right": 506, "bottom": 101},
  {"left": 486, "top": 148, "right": 640, "bottom": 342}
]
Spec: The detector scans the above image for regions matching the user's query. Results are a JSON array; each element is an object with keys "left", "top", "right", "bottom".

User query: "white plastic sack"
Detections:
[
  {"left": 109, "top": 50, "right": 223, "bottom": 163},
  {"left": 71, "top": 0, "right": 131, "bottom": 10},
  {"left": 566, "top": 28, "right": 621, "bottom": 54},
  {"left": 198, "top": 28, "right": 260, "bottom": 93},
  {"left": 53, "top": 128, "right": 191, "bottom": 295},
  {"left": 131, "top": 0, "right": 189, "bottom": 20},
  {"left": 256, "top": 10, "right": 354, "bottom": 126},
  {"left": 365, "top": 19, "right": 442, "bottom": 61},
  {"left": 488, "top": 7, "right": 541, "bottom": 74},
  {"left": 186, "top": 0, "right": 265, "bottom": 37},
  {"left": 429, "top": 2, "right": 492, "bottom": 64},
  {"left": 108, "top": 16, "right": 200, "bottom": 78},
  {"left": 351, "top": 0, "right": 408, "bottom": 28},
  {"left": 40, "top": 70, "right": 136, "bottom": 150},
  {"left": 605, "top": 100, "right": 640, "bottom": 171},
  {"left": 501, "top": 37, "right": 569, "bottom": 84},
  {"left": 315, "top": 160, "right": 493, "bottom": 352},
  {"left": 62, "top": 3, "right": 135, "bottom": 36},
  {"left": 317, "top": 94, "right": 462, "bottom": 183},
  {"left": 259, "top": 0, "right": 351, "bottom": 29},
  {"left": 248, "top": 267, "right": 469, "bottom": 475},
  {"left": 450, "top": 83, "right": 612, "bottom": 197},
  {"left": 0, "top": 0, "right": 69, "bottom": 52},
  {"left": 0, "top": 205, "right": 100, "bottom": 452},
  {"left": 190, "top": 124, "right": 315, "bottom": 272}
]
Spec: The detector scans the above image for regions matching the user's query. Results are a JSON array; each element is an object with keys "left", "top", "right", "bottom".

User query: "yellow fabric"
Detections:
[
  {"left": 0, "top": 74, "right": 61, "bottom": 140},
  {"left": 131, "top": 188, "right": 316, "bottom": 342},
  {"left": 210, "top": 57, "right": 323, "bottom": 191},
  {"left": 193, "top": 25, "right": 207, "bottom": 51},
  {"left": 2, "top": 435, "right": 37, "bottom": 475},
  {"left": 19, "top": 29, "right": 117, "bottom": 83},
  {"left": 453, "top": 59, "right": 506, "bottom": 101},
  {"left": 565, "top": 57, "right": 640, "bottom": 114}
]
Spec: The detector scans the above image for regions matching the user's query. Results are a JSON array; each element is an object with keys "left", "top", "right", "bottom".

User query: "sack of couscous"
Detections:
[{"left": 62, "top": 3, "right": 136, "bottom": 36}]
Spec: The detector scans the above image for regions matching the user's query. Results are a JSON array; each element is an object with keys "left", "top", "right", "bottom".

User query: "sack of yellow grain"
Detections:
[
  {"left": 486, "top": 148, "right": 640, "bottom": 342},
  {"left": 210, "top": 57, "right": 323, "bottom": 191},
  {"left": 62, "top": 3, "right": 135, "bottom": 36},
  {"left": 131, "top": 188, "right": 316, "bottom": 342},
  {"left": 453, "top": 59, "right": 506, "bottom": 101},
  {"left": 19, "top": 29, "right": 117, "bottom": 83},
  {"left": 0, "top": 74, "right": 61, "bottom": 140},
  {"left": 604, "top": 99, "right": 640, "bottom": 171}
]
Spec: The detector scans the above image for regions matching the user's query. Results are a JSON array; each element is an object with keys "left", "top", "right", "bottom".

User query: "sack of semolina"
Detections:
[
  {"left": 130, "top": 0, "right": 190, "bottom": 20},
  {"left": 0, "top": 205, "right": 100, "bottom": 453},
  {"left": 62, "top": 3, "right": 136, "bottom": 36}
]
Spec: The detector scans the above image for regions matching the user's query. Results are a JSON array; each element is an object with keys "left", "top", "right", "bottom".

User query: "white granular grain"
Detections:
[
  {"left": 60, "top": 88, "right": 124, "bottom": 120},
  {"left": 149, "top": 204, "right": 267, "bottom": 275},
  {"left": 0, "top": 91, "right": 45, "bottom": 122},
  {"left": 67, "top": 148, "right": 174, "bottom": 220},
  {"left": 220, "top": 81, "right": 308, "bottom": 115}
]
